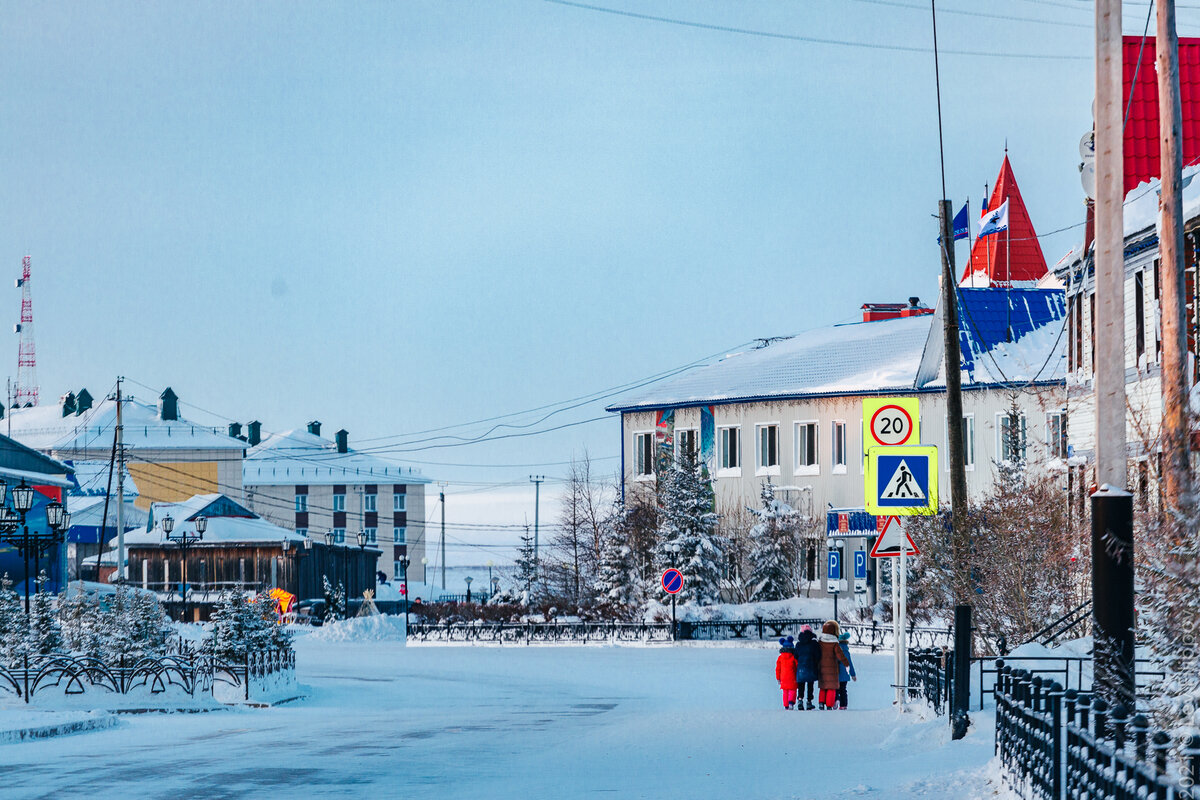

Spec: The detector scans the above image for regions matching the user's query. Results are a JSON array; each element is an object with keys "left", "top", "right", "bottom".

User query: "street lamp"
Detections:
[
  {"left": 398, "top": 556, "right": 411, "bottom": 628},
  {"left": 322, "top": 531, "right": 336, "bottom": 618},
  {"left": 353, "top": 531, "right": 366, "bottom": 603},
  {"left": 486, "top": 560, "right": 494, "bottom": 600},
  {"left": 164, "top": 514, "right": 205, "bottom": 623},
  {"left": 0, "top": 482, "right": 69, "bottom": 615},
  {"left": 491, "top": 575, "right": 499, "bottom": 600},
  {"left": 465, "top": 575, "right": 473, "bottom": 603}
]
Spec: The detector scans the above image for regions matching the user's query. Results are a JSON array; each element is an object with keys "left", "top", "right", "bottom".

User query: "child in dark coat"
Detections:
[
  {"left": 817, "top": 620, "right": 850, "bottom": 709},
  {"left": 792, "top": 625, "right": 820, "bottom": 710},
  {"left": 775, "top": 637, "right": 799, "bottom": 709},
  {"left": 836, "top": 632, "right": 857, "bottom": 709}
]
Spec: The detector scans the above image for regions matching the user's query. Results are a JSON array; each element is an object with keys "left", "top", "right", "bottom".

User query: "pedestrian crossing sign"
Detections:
[{"left": 865, "top": 445, "right": 938, "bottom": 516}]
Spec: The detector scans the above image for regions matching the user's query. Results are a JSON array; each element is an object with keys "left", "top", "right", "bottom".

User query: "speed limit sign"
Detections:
[{"left": 863, "top": 397, "right": 920, "bottom": 448}]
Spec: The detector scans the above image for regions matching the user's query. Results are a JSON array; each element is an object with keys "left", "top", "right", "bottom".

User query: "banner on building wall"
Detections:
[
  {"left": 700, "top": 406, "right": 715, "bottom": 472},
  {"left": 655, "top": 408, "right": 675, "bottom": 467}
]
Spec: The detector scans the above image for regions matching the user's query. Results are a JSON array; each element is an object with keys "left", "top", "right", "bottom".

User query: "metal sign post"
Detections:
[{"left": 662, "top": 568, "right": 683, "bottom": 641}]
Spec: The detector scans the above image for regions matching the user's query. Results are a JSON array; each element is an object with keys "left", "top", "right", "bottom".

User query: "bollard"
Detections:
[
  {"left": 1064, "top": 689, "right": 1079, "bottom": 726},
  {"left": 1031, "top": 676, "right": 1044, "bottom": 713},
  {"left": 1078, "top": 693, "right": 1092, "bottom": 732},
  {"left": 1111, "top": 704, "right": 1129, "bottom": 753}
]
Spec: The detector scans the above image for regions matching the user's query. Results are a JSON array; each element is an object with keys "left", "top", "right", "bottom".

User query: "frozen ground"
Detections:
[{"left": 1, "top": 638, "right": 1003, "bottom": 799}]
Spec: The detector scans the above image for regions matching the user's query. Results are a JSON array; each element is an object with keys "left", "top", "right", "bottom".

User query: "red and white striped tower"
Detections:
[{"left": 14, "top": 256, "right": 38, "bottom": 407}]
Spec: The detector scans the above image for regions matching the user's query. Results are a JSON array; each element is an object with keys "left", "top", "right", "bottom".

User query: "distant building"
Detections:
[
  {"left": 242, "top": 422, "right": 430, "bottom": 585},
  {"left": 6, "top": 387, "right": 246, "bottom": 509},
  {"left": 0, "top": 433, "right": 74, "bottom": 596},
  {"left": 62, "top": 459, "right": 145, "bottom": 582},
  {"left": 125, "top": 493, "right": 377, "bottom": 620},
  {"left": 607, "top": 288, "right": 1067, "bottom": 591}
]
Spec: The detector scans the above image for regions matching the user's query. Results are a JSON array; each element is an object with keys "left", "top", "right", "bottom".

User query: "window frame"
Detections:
[
  {"left": 393, "top": 493, "right": 407, "bottom": 513},
  {"left": 996, "top": 411, "right": 1028, "bottom": 464},
  {"left": 944, "top": 413, "right": 976, "bottom": 471},
  {"left": 332, "top": 527, "right": 346, "bottom": 544},
  {"left": 332, "top": 493, "right": 346, "bottom": 513},
  {"left": 831, "top": 420, "right": 847, "bottom": 474},
  {"left": 294, "top": 494, "right": 308, "bottom": 512},
  {"left": 717, "top": 425, "right": 741, "bottom": 476},
  {"left": 793, "top": 420, "right": 820, "bottom": 476},
  {"left": 633, "top": 430, "right": 656, "bottom": 479},
  {"left": 755, "top": 422, "right": 781, "bottom": 476},
  {"left": 675, "top": 428, "right": 698, "bottom": 464},
  {"left": 364, "top": 494, "right": 377, "bottom": 513},
  {"left": 364, "top": 526, "right": 377, "bottom": 544},
  {"left": 394, "top": 526, "right": 407, "bottom": 544},
  {"left": 1046, "top": 411, "right": 1068, "bottom": 461}
]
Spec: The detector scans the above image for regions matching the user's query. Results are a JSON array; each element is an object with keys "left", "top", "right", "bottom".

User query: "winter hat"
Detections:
[
  {"left": 785, "top": 635, "right": 795, "bottom": 646},
  {"left": 838, "top": 632, "right": 850, "bottom": 642},
  {"left": 800, "top": 624, "right": 812, "bottom": 633},
  {"left": 778, "top": 637, "right": 790, "bottom": 648}
]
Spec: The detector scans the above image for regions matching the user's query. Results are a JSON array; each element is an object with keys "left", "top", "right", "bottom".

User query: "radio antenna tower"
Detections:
[{"left": 14, "top": 256, "right": 38, "bottom": 407}]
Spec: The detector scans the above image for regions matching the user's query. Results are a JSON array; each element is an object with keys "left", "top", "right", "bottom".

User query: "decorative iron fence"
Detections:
[
  {"left": 678, "top": 618, "right": 825, "bottom": 641},
  {"left": 407, "top": 621, "right": 674, "bottom": 644},
  {"left": 0, "top": 648, "right": 294, "bottom": 704},
  {"left": 975, "top": 655, "right": 1167, "bottom": 712},
  {"left": 908, "top": 647, "right": 953, "bottom": 716},
  {"left": 994, "top": 660, "right": 1200, "bottom": 800},
  {"left": 842, "top": 623, "right": 952, "bottom": 653}
]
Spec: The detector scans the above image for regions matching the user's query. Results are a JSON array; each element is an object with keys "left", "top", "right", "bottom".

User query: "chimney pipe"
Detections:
[
  {"left": 247, "top": 420, "right": 262, "bottom": 447},
  {"left": 336, "top": 429, "right": 348, "bottom": 454},
  {"left": 228, "top": 422, "right": 244, "bottom": 440},
  {"left": 307, "top": 420, "right": 321, "bottom": 437}
]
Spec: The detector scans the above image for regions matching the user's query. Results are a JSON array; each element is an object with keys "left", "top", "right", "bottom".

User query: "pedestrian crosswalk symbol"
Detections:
[
  {"left": 880, "top": 459, "right": 925, "bottom": 500},
  {"left": 865, "top": 445, "right": 937, "bottom": 516}
]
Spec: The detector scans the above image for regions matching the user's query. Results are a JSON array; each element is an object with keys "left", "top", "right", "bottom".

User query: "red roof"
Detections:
[
  {"left": 960, "top": 156, "right": 1048, "bottom": 286},
  {"left": 1122, "top": 36, "right": 1200, "bottom": 193}
]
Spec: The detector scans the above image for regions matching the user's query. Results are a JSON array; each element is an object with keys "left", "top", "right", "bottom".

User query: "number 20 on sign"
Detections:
[{"left": 863, "top": 397, "right": 920, "bottom": 449}]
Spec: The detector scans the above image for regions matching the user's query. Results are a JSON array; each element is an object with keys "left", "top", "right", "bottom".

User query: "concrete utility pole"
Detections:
[
  {"left": 439, "top": 484, "right": 446, "bottom": 591},
  {"left": 1158, "top": 0, "right": 1190, "bottom": 511},
  {"left": 115, "top": 377, "right": 125, "bottom": 583},
  {"left": 1092, "top": 0, "right": 1136, "bottom": 713},
  {"left": 939, "top": 202, "right": 970, "bottom": 600},
  {"left": 530, "top": 475, "right": 544, "bottom": 572}
]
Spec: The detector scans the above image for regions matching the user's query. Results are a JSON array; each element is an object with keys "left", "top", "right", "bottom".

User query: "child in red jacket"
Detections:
[{"left": 775, "top": 637, "right": 799, "bottom": 709}]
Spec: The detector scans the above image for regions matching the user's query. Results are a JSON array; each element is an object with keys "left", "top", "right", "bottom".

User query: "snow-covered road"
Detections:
[{"left": 1, "top": 639, "right": 1000, "bottom": 799}]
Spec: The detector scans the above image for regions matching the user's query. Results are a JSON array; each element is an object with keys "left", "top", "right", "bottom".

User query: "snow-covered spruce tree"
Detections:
[
  {"left": 514, "top": 527, "right": 538, "bottom": 604},
  {"left": 57, "top": 589, "right": 103, "bottom": 658},
  {"left": 129, "top": 588, "right": 171, "bottom": 657},
  {"left": 746, "top": 481, "right": 800, "bottom": 602},
  {"left": 26, "top": 572, "right": 63, "bottom": 655},
  {"left": 0, "top": 573, "right": 27, "bottom": 665},
  {"left": 208, "top": 590, "right": 265, "bottom": 660},
  {"left": 655, "top": 447, "right": 725, "bottom": 605},
  {"left": 322, "top": 575, "right": 345, "bottom": 621},
  {"left": 592, "top": 499, "right": 636, "bottom": 612}
]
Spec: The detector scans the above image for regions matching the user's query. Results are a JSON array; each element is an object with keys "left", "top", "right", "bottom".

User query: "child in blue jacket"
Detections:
[{"left": 836, "top": 632, "right": 856, "bottom": 709}]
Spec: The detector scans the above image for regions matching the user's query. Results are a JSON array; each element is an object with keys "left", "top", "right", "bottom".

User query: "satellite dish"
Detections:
[{"left": 1080, "top": 130, "right": 1096, "bottom": 199}]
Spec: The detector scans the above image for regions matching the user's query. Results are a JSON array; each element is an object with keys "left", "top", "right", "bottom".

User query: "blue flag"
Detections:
[{"left": 952, "top": 201, "right": 969, "bottom": 241}]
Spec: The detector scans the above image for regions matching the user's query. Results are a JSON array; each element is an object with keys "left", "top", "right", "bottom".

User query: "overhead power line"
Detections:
[{"left": 541, "top": 0, "right": 1090, "bottom": 60}]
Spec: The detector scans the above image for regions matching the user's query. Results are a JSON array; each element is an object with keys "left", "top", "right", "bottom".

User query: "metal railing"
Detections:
[
  {"left": 994, "top": 660, "right": 1200, "bottom": 800},
  {"left": 408, "top": 621, "right": 674, "bottom": 644},
  {"left": 974, "top": 655, "right": 1167, "bottom": 712},
  {"left": 0, "top": 648, "right": 294, "bottom": 704},
  {"left": 908, "top": 647, "right": 953, "bottom": 716}
]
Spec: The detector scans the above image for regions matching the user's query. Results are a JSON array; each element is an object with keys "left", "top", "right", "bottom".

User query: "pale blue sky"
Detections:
[{"left": 0, "top": 1, "right": 1189, "bottom": 562}]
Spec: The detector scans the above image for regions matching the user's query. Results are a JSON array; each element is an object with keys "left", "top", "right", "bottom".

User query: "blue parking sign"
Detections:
[
  {"left": 828, "top": 550, "right": 841, "bottom": 581},
  {"left": 854, "top": 551, "right": 867, "bottom": 580}
]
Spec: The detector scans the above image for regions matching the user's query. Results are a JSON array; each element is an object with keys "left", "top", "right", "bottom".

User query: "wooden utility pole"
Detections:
[
  {"left": 1095, "top": 0, "right": 1127, "bottom": 490},
  {"left": 939, "top": 202, "right": 969, "bottom": 601},
  {"left": 1158, "top": 0, "right": 1190, "bottom": 510}
]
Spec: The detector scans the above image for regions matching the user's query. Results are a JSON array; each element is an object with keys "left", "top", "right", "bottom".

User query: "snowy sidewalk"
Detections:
[{"left": 1, "top": 641, "right": 1003, "bottom": 799}]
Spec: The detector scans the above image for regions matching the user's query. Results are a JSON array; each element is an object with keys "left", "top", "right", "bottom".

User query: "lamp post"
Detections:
[
  {"left": 486, "top": 560, "right": 494, "bottom": 601},
  {"left": 465, "top": 575, "right": 473, "bottom": 604},
  {"left": 398, "top": 556, "right": 411, "bottom": 629},
  {"left": 0, "top": 481, "right": 60, "bottom": 615},
  {"left": 323, "top": 531, "right": 338, "bottom": 619},
  {"left": 164, "top": 514, "right": 206, "bottom": 623},
  {"left": 354, "top": 530, "right": 366, "bottom": 602},
  {"left": 491, "top": 575, "right": 499, "bottom": 601}
]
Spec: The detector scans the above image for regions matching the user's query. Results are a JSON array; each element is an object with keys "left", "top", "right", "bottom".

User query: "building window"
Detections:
[
  {"left": 394, "top": 561, "right": 405, "bottom": 579},
  {"left": 333, "top": 493, "right": 345, "bottom": 512},
  {"left": 794, "top": 421, "right": 818, "bottom": 474},
  {"left": 295, "top": 494, "right": 308, "bottom": 512},
  {"left": 364, "top": 527, "right": 377, "bottom": 544},
  {"left": 998, "top": 412, "right": 1028, "bottom": 464},
  {"left": 1135, "top": 270, "right": 1146, "bottom": 362},
  {"left": 393, "top": 493, "right": 407, "bottom": 512},
  {"left": 332, "top": 528, "right": 346, "bottom": 544},
  {"left": 296, "top": 527, "right": 308, "bottom": 539},
  {"left": 364, "top": 494, "right": 377, "bottom": 512},
  {"left": 1047, "top": 412, "right": 1068, "bottom": 460},
  {"left": 676, "top": 428, "right": 697, "bottom": 462},
  {"left": 634, "top": 432, "right": 655, "bottom": 477},
  {"left": 718, "top": 426, "right": 740, "bottom": 470},
  {"left": 944, "top": 414, "right": 975, "bottom": 470},
  {"left": 394, "top": 526, "right": 407, "bottom": 544},
  {"left": 832, "top": 421, "right": 847, "bottom": 473},
  {"left": 756, "top": 424, "right": 779, "bottom": 473}
]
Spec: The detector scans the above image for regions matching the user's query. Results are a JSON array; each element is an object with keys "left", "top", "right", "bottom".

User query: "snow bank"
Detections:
[
  {"left": 306, "top": 615, "right": 407, "bottom": 643},
  {"left": 0, "top": 706, "right": 118, "bottom": 743}
]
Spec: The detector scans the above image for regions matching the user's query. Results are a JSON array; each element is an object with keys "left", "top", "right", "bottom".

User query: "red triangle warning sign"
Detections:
[{"left": 869, "top": 515, "right": 920, "bottom": 558}]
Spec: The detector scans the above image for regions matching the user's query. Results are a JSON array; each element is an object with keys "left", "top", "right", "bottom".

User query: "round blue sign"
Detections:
[{"left": 662, "top": 568, "right": 683, "bottom": 595}]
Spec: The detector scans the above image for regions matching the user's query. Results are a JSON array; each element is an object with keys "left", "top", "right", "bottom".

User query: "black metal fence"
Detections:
[
  {"left": 0, "top": 649, "right": 294, "bottom": 704},
  {"left": 408, "top": 621, "right": 674, "bottom": 644},
  {"left": 975, "top": 655, "right": 1167, "bottom": 712},
  {"left": 994, "top": 660, "right": 1200, "bottom": 800},
  {"left": 908, "top": 647, "right": 953, "bottom": 716}
]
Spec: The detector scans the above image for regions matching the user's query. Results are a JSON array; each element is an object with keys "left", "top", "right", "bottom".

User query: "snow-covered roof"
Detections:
[
  {"left": 129, "top": 493, "right": 308, "bottom": 545},
  {"left": 243, "top": 428, "right": 429, "bottom": 486},
  {"left": 63, "top": 459, "right": 139, "bottom": 497},
  {"left": 6, "top": 396, "right": 245, "bottom": 453},
  {"left": 608, "top": 289, "right": 1066, "bottom": 413}
]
